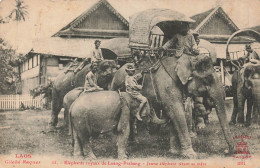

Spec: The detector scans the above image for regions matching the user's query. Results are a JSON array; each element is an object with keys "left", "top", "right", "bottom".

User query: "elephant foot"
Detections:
[
  {"left": 180, "top": 148, "right": 197, "bottom": 159},
  {"left": 249, "top": 123, "right": 260, "bottom": 129},
  {"left": 118, "top": 153, "right": 128, "bottom": 160},
  {"left": 229, "top": 120, "right": 236, "bottom": 125},
  {"left": 47, "top": 125, "right": 57, "bottom": 133},
  {"left": 73, "top": 155, "right": 84, "bottom": 160},
  {"left": 236, "top": 123, "right": 244, "bottom": 127},
  {"left": 86, "top": 153, "right": 97, "bottom": 160},
  {"left": 196, "top": 122, "right": 206, "bottom": 130},
  {"left": 189, "top": 131, "right": 197, "bottom": 138},
  {"left": 204, "top": 119, "right": 210, "bottom": 125},
  {"left": 169, "top": 148, "right": 180, "bottom": 155}
]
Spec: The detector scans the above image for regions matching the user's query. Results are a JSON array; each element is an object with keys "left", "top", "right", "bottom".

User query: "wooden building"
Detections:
[{"left": 18, "top": 0, "right": 130, "bottom": 94}]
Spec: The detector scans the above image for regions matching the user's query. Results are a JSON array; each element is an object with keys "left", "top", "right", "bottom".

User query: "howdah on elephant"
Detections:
[
  {"left": 230, "top": 63, "right": 260, "bottom": 128},
  {"left": 49, "top": 60, "right": 118, "bottom": 128},
  {"left": 69, "top": 91, "right": 165, "bottom": 159},
  {"left": 110, "top": 54, "right": 235, "bottom": 157}
]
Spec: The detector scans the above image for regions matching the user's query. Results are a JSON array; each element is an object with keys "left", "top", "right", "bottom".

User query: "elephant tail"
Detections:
[{"left": 69, "top": 102, "right": 74, "bottom": 147}]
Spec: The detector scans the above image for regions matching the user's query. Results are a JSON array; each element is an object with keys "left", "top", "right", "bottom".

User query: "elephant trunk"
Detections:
[
  {"left": 252, "top": 80, "right": 260, "bottom": 113},
  {"left": 150, "top": 108, "right": 167, "bottom": 125},
  {"left": 209, "top": 83, "right": 235, "bottom": 153}
]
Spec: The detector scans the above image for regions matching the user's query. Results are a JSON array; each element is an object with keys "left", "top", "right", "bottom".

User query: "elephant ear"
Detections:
[
  {"left": 175, "top": 54, "right": 192, "bottom": 85},
  {"left": 193, "top": 55, "right": 214, "bottom": 78}
]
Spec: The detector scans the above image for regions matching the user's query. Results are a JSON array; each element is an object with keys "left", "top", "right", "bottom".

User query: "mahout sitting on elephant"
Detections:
[
  {"left": 230, "top": 62, "right": 260, "bottom": 128},
  {"left": 49, "top": 60, "right": 118, "bottom": 129},
  {"left": 69, "top": 91, "right": 166, "bottom": 159},
  {"left": 110, "top": 54, "right": 235, "bottom": 158}
]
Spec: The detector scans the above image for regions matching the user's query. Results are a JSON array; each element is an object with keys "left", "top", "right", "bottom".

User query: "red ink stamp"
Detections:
[{"left": 233, "top": 135, "right": 252, "bottom": 165}]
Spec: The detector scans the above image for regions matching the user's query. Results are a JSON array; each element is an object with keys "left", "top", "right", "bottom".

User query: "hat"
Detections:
[
  {"left": 94, "top": 40, "right": 101, "bottom": 44},
  {"left": 190, "top": 30, "right": 199, "bottom": 36},
  {"left": 125, "top": 63, "right": 135, "bottom": 73}
]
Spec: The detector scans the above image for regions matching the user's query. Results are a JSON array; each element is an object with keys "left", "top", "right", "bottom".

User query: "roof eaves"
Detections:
[
  {"left": 194, "top": 6, "right": 219, "bottom": 32},
  {"left": 195, "top": 6, "right": 239, "bottom": 33},
  {"left": 70, "top": 0, "right": 129, "bottom": 28},
  {"left": 218, "top": 7, "right": 239, "bottom": 31}
]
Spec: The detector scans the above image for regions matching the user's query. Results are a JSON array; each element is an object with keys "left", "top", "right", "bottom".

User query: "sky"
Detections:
[{"left": 0, "top": 0, "right": 260, "bottom": 54}]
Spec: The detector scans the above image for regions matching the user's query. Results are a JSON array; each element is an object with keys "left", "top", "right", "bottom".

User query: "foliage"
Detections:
[
  {"left": 8, "top": 0, "right": 28, "bottom": 22},
  {"left": 30, "top": 82, "right": 53, "bottom": 99},
  {"left": 30, "top": 82, "right": 53, "bottom": 109},
  {"left": 0, "top": 38, "right": 21, "bottom": 94}
]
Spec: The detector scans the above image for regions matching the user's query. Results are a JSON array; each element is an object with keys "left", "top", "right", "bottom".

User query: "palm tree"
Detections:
[{"left": 8, "top": 0, "right": 28, "bottom": 22}]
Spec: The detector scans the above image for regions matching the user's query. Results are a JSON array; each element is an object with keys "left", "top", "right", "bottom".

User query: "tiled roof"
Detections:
[
  {"left": 190, "top": 6, "right": 239, "bottom": 33},
  {"left": 53, "top": 0, "right": 129, "bottom": 37},
  {"left": 248, "top": 25, "right": 260, "bottom": 33},
  {"left": 190, "top": 8, "right": 214, "bottom": 30}
]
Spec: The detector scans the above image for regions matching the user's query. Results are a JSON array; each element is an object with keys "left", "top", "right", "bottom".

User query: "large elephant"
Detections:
[
  {"left": 230, "top": 63, "right": 260, "bottom": 128},
  {"left": 110, "top": 54, "right": 235, "bottom": 157},
  {"left": 69, "top": 91, "right": 165, "bottom": 159},
  {"left": 49, "top": 60, "right": 118, "bottom": 128}
]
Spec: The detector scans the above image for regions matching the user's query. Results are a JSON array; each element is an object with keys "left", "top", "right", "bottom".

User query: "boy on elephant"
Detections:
[
  {"left": 125, "top": 63, "right": 149, "bottom": 121},
  {"left": 84, "top": 62, "right": 103, "bottom": 92}
]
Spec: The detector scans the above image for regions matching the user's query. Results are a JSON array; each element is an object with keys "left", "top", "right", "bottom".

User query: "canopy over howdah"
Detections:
[
  {"left": 226, "top": 29, "right": 260, "bottom": 59},
  {"left": 101, "top": 38, "right": 131, "bottom": 60},
  {"left": 129, "top": 8, "right": 195, "bottom": 48}
]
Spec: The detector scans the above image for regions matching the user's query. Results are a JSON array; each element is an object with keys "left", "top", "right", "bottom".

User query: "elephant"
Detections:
[
  {"left": 49, "top": 60, "right": 118, "bottom": 128},
  {"left": 63, "top": 87, "right": 84, "bottom": 127},
  {"left": 230, "top": 63, "right": 260, "bottom": 128},
  {"left": 110, "top": 54, "right": 235, "bottom": 157},
  {"left": 69, "top": 91, "right": 166, "bottom": 159}
]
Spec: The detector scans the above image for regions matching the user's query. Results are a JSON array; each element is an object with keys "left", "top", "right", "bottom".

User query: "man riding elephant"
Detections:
[
  {"left": 240, "top": 44, "right": 260, "bottom": 64},
  {"left": 162, "top": 23, "right": 209, "bottom": 130},
  {"left": 84, "top": 62, "right": 103, "bottom": 92},
  {"left": 49, "top": 60, "right": 118, "bottom": 129},
  {"left": 162, "top": 22, "right": 199, "bottom": 57},
  {"left": 111, "top": 53, "right": 235, "bottom": 158}
]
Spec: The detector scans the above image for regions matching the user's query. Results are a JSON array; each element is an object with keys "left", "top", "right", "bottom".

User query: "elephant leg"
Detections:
[
  {"left": 129, "top": 117, "right": 137, "bottom": 143},
  {"left": 117, "top": 103, "right": 130, "bottom": 159},
  {"left": 251, "top": 102, "right": 260, "bottom": 128},
  {"left": 230, "top": 85, "right": 238, "bottom": 125},
  {"left": 236, "top": 92, "right": 246, "bottom": 127},
  {"left": 64, "top": 106, "right": 69, "bottom": 128},
  {"left": 117, "top": 123, "right": 130, "bottom": 159},
  {"left": 245, "top": 97, "right": 253, "bottom": 126},
  {"left": 166, "top": 100, "right": 196, "bottom": 158},
  {"left": 169, "top": 124, "right": 181, "bottom": 155},
  {"left": 184, "top": 97, "right": 196, "bottom": 138},
  {"left": 194, "top": 97, "right": 206, "bottom": 129},
  {"left": 203, "top": 114, "right": 210, "bottom": 125},
  {"left": 73, "top": 129, "right": 84, "bottom": 158},
  {"left": 83, "top": 139, "right": 96, "bottom": 160},
  {"left": 49, "top": 89, "right": 63, "bottom": 127}
]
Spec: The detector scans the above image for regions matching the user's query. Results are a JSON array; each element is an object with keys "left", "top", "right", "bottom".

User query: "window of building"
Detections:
[
  {"left": 37, "top": 55, "right": 40, "bottom": 65},
  {"left": 25, "top": 60, "right": 28, "bottom": 70},
  {"left": 33, "top": 55, "right": 38, "bottom": 67},
  {"left": 29, "top": 58, "right": 32, "bottom": 69}
]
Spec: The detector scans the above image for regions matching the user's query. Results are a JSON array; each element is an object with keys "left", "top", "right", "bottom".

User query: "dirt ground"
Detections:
[{"left": 0, "top": 99, "right": 260, "bottom": 165}]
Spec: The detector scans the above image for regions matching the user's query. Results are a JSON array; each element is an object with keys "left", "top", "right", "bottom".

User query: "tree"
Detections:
[
  {"left": 0, "top": 38, "right": 21, "bottom": 94},
  {"left": 8, "top": 0, "right": 28, "bottom": 22}
]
